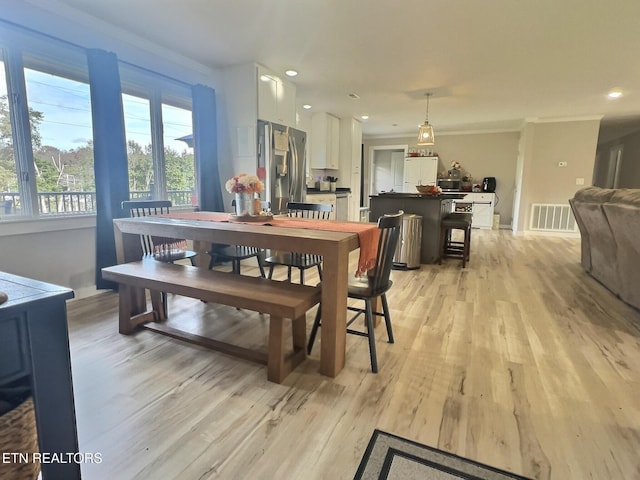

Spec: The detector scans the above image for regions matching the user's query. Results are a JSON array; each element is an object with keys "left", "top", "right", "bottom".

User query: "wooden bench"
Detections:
[{"left": 102, "top": 260, "right": 321, "bottom": 383}]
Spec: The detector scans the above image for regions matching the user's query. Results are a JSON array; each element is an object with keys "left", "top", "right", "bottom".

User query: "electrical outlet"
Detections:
[
  {"left": 558, "top": 161, "right": 568, "bottom": 167},
  {"left": 576, "top": 178, "right": 585, "bottom": 185}
]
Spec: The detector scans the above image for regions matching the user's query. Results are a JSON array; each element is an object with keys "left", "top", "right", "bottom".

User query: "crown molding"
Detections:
[{"left": 523, "top": 115, "right": 603, "bottom": 124}]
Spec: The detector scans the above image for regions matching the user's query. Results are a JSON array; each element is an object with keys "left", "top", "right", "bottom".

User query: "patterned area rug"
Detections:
[{"left": 354, "top": 430, "right": 533, "bottom": 480}]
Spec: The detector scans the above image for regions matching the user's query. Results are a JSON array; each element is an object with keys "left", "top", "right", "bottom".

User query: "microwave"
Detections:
[{"left": 437, "top": 178, "right": 462, "bottom": 191}]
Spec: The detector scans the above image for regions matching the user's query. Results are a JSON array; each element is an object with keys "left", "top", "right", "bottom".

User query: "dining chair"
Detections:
[
  {"left": 264, "top": 202, "right": 333, "bottom": 285},
  {"left": 208, "top": 200, "right": 271, "bottom": 276},
  {"left": 307, "top": 210, "right": 403, "bottom": 373},
  {"left": 121, "top": 200, "right": 198, "bottom": 317}
]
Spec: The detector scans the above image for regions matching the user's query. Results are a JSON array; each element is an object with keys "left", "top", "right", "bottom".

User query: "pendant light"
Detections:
[{"left": 417, "top": 93, "right": 435, "bottom": 145}]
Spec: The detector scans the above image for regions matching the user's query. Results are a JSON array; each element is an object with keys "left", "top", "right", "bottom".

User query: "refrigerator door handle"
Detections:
[
  {"left": 264, "top": 123, "right": 272, "bottom": 207},
  {"left": 289, "top": 134, "right": 298, "bottom": 202}
]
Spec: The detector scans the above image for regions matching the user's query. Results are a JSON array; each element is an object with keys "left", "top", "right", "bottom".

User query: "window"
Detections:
[
  {"left": 24, "top": 68, "right": 95, "bottom": 214},
  {"left": 120, "top": 62, "right": 194, "bottom": 206},
  {"left": 0, "top": 55, "right": 19, "bottom": 216},
  {"left": 162, "top": 103, "right": 194, "bottom": 206},
  {"left": 0, "top": 20, "right": 196, "bottom": 219},
  {"left": 1, "top": 22, "right": 95, "bottom": 217},
  {"left": 122, "top": 93, "right": 153, "bottom": 197}
]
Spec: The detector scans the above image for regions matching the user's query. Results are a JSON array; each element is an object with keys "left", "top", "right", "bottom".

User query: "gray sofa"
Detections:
[{"left": 569, "top": 187, "right": 640, "bottom": 310}]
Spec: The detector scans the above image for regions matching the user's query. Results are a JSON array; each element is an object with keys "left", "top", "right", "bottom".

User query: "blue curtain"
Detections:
[
  {"left": 87, "top": 49, "right": 129, "bottom": 289},
  {"left": 192, "top": 84, "right": 223, "bottom": 212}
]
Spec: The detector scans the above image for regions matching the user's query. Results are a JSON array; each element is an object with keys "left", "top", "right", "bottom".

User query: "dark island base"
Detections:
[{"left": 369, "top": 193, "right": 464, "bottom": 264}]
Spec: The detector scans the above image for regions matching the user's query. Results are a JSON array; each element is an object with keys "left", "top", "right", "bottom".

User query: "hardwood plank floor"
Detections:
[{"left": 66, "top": 230, "right": 640, "bottom": 479}]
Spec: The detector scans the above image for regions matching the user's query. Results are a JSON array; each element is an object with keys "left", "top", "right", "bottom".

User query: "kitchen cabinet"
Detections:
[
  {"left": 453, "top": 192, "right": 495, "bottom": 229},
  {"left": 257, "top": 65, "right": 296, "bottom": 126},
  {"left": 311, "top": 112, "right": 340, "bottom": 169},
  {"left": 403, "top": 156, "right": 438, "bottom": 192},
  {"left": 305, "top": 192, "right": 337, "bottom": 220},
  {"left": 338, "top": 118, "right": 362, "bottom": 221}
]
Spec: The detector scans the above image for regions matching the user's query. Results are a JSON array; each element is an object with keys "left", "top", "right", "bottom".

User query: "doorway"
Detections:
[{"left": 367, "top": 145, "right": 408, "bottom": 205}]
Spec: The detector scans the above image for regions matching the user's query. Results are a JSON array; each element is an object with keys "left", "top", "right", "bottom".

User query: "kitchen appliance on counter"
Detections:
[
  {"left": 482, "top": 177, "right": 496, "bottom": 193},
  {"left": 437, "top": 178, "right": 462, "bottom": 191},
  {"left": 257, "top": 120, "right": 306, "bottom": 214}
]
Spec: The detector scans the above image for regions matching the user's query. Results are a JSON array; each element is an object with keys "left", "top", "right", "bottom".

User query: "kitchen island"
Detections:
[{"left": 369, "top": 192, "right": 466, "bottom": 264}]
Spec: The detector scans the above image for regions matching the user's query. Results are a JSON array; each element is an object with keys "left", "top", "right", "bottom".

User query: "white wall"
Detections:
[
  {"left": 517, "top": 119, "right": 600, "bottom": 231},
  {"left": 0, "top": 218, "right": 96, "bottom": 295}
]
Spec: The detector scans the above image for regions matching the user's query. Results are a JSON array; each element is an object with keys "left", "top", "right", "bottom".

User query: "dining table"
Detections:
[{"left": 112, "top": 211, "right": 380, "bottom": 378}]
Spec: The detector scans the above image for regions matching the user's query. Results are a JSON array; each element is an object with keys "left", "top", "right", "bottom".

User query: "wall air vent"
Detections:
[{"left": 529, "top": 204, "right": 578, "bottom": 232}]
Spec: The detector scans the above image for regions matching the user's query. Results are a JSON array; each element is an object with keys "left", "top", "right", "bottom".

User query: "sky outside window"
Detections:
[{"left": 24, "top": 68, "right": 93, "bottom": 151}]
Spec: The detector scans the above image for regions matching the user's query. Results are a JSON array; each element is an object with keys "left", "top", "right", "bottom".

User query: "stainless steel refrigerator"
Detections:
[{"left": 257, "top": 120, "right": 306, "bottom": 214}]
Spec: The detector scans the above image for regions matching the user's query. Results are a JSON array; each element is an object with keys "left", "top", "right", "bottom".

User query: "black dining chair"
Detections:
[
  {"left": 264, "top": 202, "right": 333, "bottom": 285},
  {"left": 307, "top": 210, "right": 403, "bottom": 373},
  {"left": 208, "top": 200, "right": 271, "bottom": 276},
  {"left": 121, "top": 200, "right": 198, "bottom": 316},
  {"left": 121, "top": 200, "right": 198, "bottom": 265}
]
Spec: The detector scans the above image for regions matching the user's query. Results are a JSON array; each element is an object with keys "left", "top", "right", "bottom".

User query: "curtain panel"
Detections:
[
  {"left": 192, "top": 84, "right": 224, "bottom": 212},
  {"left": 87, "top": 49, "right": 129, "bottom": 289}
]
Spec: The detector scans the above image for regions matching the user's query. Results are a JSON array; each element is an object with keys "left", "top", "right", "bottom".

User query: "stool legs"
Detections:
[{"left": 439, "top": 224, "right": 472, "bottom": 267}]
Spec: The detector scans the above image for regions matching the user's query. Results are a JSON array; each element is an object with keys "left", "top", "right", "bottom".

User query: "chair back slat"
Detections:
[
  {"left": 122, "top": 200, "right": 175, "bottom": 257},
  {"left": 286, "top": 202, "right": 333, "bottom": 219},
  {"left": 370, "top": 211, "right": 403, "bottom": 293}
]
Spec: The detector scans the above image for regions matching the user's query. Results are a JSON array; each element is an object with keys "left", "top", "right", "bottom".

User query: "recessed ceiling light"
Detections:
[
  {"left": 303, "top": 104, "right": 312, "bottom": 110},
  {"left": 260, "top": 75, "right": 271, "bottom": 82},
  {"left": 608, "top": 89, "right": 623, "bottom": 99},
  {"left": 285, "top": 70, "right": 298, "bottom": 77},
  {"left": 360, "top": 115, "right": 369, "bottom": 120}
]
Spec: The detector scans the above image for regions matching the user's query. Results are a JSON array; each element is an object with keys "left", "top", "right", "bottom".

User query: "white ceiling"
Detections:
[{"left": 27, "top": 0, "right": 640, "bottom": 137}]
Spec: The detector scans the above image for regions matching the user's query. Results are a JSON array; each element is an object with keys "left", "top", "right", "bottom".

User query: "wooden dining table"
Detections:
[{"left": 112, "top": 212, "right": 377, "bottom": 378}]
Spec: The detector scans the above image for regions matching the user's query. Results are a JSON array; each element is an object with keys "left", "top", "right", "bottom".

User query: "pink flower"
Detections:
[{"left": 225, "top": 173, "right": 264, "bottom": 195}]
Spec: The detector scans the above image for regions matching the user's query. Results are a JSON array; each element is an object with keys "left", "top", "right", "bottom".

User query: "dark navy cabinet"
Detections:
[{"left": 0, "top": 272, "right": 80, "bottom": 479}]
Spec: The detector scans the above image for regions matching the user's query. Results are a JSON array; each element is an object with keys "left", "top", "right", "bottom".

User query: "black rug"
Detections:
[{"left": 354, "top": 430, "right": 533, "bottom": 480}]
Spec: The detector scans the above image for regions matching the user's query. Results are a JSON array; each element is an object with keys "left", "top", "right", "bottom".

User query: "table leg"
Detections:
[
  {"left": 318, "top": 245, "right": 349, "bottom": 377},
  {"left": 193, "top": 240, "right": 209, "bottom": 268}
]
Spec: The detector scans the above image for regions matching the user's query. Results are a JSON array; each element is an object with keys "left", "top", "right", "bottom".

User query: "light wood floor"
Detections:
[{"left": 66, "top": 230, "right": 640, "bottom": 479}]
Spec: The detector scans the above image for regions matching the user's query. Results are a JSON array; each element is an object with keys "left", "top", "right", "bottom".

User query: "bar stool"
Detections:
[{"left": 439, "top": 212, "right": 472, "bottom": 267}]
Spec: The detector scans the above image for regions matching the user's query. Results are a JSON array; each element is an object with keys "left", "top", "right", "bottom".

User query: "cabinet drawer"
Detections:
[
  {"left": 465, "top": 193, "right": 494, "bottom": 203},
  {"left": 0, "top": 312, "right": 30, "bottom": 385}
]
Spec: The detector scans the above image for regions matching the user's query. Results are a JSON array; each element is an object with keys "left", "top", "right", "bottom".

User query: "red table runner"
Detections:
[{"left": 162, "top": 211, "right": 379, "bottom": 275}]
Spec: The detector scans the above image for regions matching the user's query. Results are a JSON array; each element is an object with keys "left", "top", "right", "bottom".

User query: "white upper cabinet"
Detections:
[
  {"left": 311, "top": 112, "right": 340, "bottom": 169},
  {"left": 403, "top": 156, "right": 439, "bottom": 192},
  {"left": 257, "top": 65, "right": 296, "bottom": 126}
]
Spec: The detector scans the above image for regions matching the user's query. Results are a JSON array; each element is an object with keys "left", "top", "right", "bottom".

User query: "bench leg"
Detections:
[
  {"left": 118, "top": 284, "right": 158, "bottom": 335},
  {"left": 150, "top": 290, "right": 167, "bottom": 321},
  {"left": 118, "top": 284, "right": 134, "bottom": 334},
  {"left": 268, "top": 314, "right": 307, "bottom": 383}
]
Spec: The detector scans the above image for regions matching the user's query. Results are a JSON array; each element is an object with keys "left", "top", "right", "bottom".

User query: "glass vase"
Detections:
[{"left": 234, "top": 193, "right": 255, "bottom": 216}]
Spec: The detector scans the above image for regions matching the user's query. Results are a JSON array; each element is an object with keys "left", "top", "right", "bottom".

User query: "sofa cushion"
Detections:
[
  {"left": 573, "top": 186, "right": 617, "bottom": 203},
  {"left": 610, "top": 188, "right": 640, "bottom": 207}
]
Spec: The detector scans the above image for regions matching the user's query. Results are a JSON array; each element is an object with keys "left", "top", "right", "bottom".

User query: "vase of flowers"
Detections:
[
  {"left": 225, "top": 173, "right": 264, "bottom": 216},
  {"left": 448, "top": 161, "right": 462, "bottom": 178}
]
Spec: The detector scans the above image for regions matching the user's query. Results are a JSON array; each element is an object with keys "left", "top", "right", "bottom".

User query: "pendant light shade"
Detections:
[{"left": 417, "top": 93, "right": 435, "bottom": 145}]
